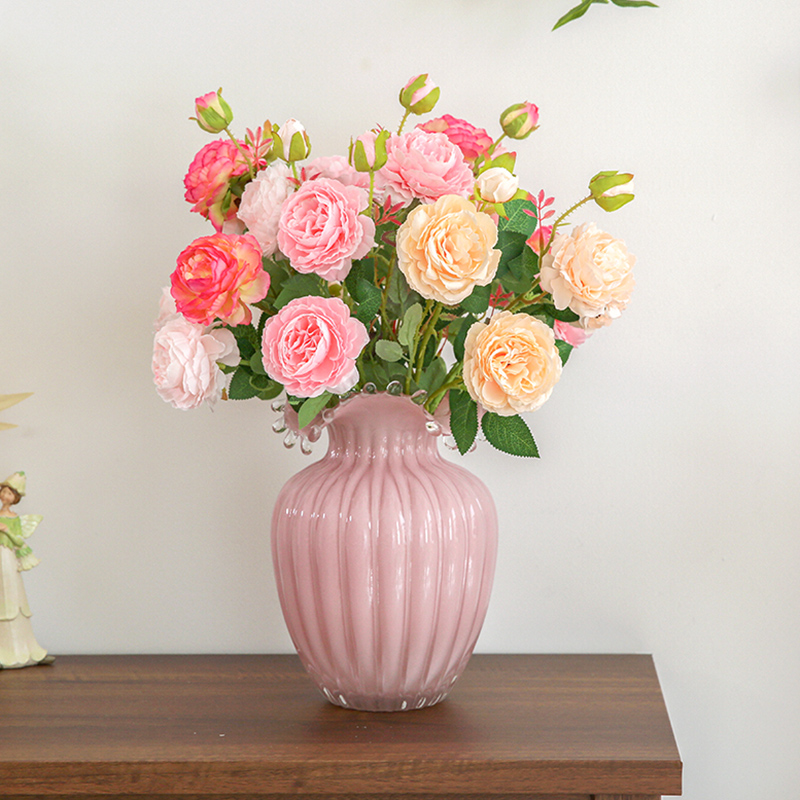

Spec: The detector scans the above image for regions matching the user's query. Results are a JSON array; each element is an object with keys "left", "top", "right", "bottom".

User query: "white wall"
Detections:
[{"left": 2, "top": 2, "right": 798, "bottom": 797}]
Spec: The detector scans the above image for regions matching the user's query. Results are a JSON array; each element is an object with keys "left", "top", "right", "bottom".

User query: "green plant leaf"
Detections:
[
  {"left": 451, "top": 317, "right": 471, "bottom": 362},
  {"left": 460, "top": 283, "right": 491, "bottom": 316},
  {"left": 553, "top": 0, "right": 605, "bottom": 30},
  {"left": 497, "top": 198, "right": 538, "bottom": 237},
  {"left": 448, "top": 389, "right": 479, "bottom": 455},
  {"left": 355, "top": 278, "right": 382, "bottom": 323},
  {"left": 398, "top": 303, "right": 423, "bottom": 349},
  {"left": 298, "top": 392, "right": 331, "bottom": 429},
  {"left": 273, "top": 273, "right": 324, "bottom": 310},
  {"left": 248, "top": 351, "right": 266, "bottom": 375},
  {"left": 418, "top": 356, "right": 447, "bottom": 394},
  {"left": 555, "top": 339, "right": 573, "bottom": 365},
  {"left": 376, "top": 339, "right": 404, "bottom": 362},
  {"left": 610, "top": 0, "right": 657, "bottom": 7},
  {"left": 482, "top": 412, "right": 540, "bottom": 458},
  {"left": 228, "top": 367, "right": 259, "bottom": 400}
]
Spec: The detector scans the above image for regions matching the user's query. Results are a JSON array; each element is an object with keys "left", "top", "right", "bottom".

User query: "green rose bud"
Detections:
[
  {"left": 352, "top": 130, "right": 390, "bottom": 172},
  {"left": 193, "top": 89, "right": 234, "bottom": 134},
  {"left": 399, "top": 74, "right": 440, "bottom": 115},
  {"left": 499, "top": 102, "right": 540, "bottom": 140},
  {"left": 589, "top": 171, "right": 635, "bottom": 211}
]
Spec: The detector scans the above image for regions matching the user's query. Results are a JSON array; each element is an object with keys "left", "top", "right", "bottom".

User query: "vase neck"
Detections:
[{"left": 324, "top": 394, "right": 439, "bottom": 459}]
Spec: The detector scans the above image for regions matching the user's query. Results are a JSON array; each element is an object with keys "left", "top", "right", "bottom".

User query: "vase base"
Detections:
[{"left": 318, "top": 683, "right": 451, "bottom": 712}]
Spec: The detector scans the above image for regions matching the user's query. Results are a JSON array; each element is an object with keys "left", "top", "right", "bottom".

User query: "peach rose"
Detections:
[
  {"left": 379, "top": 129, "right": 475, "bottom": 204},
  {"left": 152, "top": 316, "right": 237, "bottom": 410},
  {"left": 277, "top": 178, "right": 375, "bottom": 282},
  {"left": 171, "top": 233, "right": 268, "bottom": 326},
  {"left": 396, "top": 195, "right": 500, "bottom": 305},
  {"left": 261, "top": 296, "right": 368, "bottom": 397},
  {"left": 463, "top": 312, "right": 562, "bottom": 416},
  {"left": 540, "top": 222, "right": 635, "bottom": 328}
]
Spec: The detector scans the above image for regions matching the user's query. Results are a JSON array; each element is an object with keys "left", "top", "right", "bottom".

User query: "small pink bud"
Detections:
[
  {"left": 193, "top": 89, "right": 234, "bottom": 134},
  {"left": 399, "top": 74, "right": 440, "bottom": 115},
  {"left": 499, "top": 102, "right": 540, "bottom": 140}
]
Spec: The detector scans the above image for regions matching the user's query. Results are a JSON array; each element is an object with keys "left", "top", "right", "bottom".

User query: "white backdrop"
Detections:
[{"left": 2, "top": 2, "right": 799, "bottom": 798}]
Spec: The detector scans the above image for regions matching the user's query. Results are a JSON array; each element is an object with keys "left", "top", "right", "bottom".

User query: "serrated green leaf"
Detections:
[
  {"left": 375, "top": 339, "right": 404, "bottom": 362},
  {"left": 482, "top": 413, "right": 539, "bottom": 458},
  {"left": 228, "top": 367, "right": 259, "bottom": 400},
  {"left": 555, "top": 339, "right": 574, "bottom": 365},
  {"left": 249, "top": 373, "right": 273, "bottom": 392},
  {"left": 418, "top": 356, "right": 447, "bottom": 394},
  {"left": 448, "top": 389, "right": 478, "bottom": 455},
  {"left": 298, "top": 392, "right": 331, "bottom": 429},
  {"left": 453, "top": 316, "right": 475, "bottom": 362},
  {"left": 355, "top": 278, "right": 382, "bottom": 323},
  {"left": 398, "top": 303, "right": 423, "bottom": 349},
  {"left": 497, "top": 198, "right": 538, "bottom": 237},
  {"left": 257, "top": 382, "right": 284, "bottom": 401},
  {"left": 460, "top": 283, "right": 491, "bottom": 316},
  {"left": 274, "top": 273, "right": 324, "bottom": 310},
  {"left": 248, "top": 350, "right": 266, "bottom": 375}
]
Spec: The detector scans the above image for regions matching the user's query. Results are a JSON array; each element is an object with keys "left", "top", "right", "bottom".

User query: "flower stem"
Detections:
[
  {"left": 397, "top": 109, "right": 411, "bottom": 135},
  {"left": 224, "top": 127, "right": 256, "bottom": 179},
  {"left": 414, "top": 302, "right": 443, "bottom": 380}
]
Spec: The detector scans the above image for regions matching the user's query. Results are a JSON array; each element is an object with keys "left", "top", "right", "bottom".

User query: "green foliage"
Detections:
[
  {"left": 481, "top": 412, "right": 539, "bottom": 458},
  {"left": 298, "top": 392, "right": 332, "bottom": 429},
  {"left": 555, "top": 339, "right": 574, "bottom": 365},
  {"left": 273, "top": 273, "right": 325, "bottom": 310},
  {"left": 460, "top": 283, "right": 491, "bottom": 316},
  {"left": 497, "top": 197, "right": 538, "bottom": 237},
  {"left": 554, "top": 0, "right": 657, "bottom": 31},
  {"left": 448, "top": 389, "right": 479, "bottom": 455},
  {"left": 376, "top": 339, "right": 404, "bottom": 362}
]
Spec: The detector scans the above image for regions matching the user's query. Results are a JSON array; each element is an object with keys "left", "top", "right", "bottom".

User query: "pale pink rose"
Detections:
[
  {"left": 302, "top": 156, "right": 389, "bottom": 205},
  {"left": 379, "top": 129, "right": 475, "bottom": 204},
  {"left": 261, "top": 296, "right": 368, "bottom": 397},
  {"left": 463, "top": 312, "right": 562, "bottom": 416},
  {"left": 155, "top": 286, "right": 177, "bottom": 327},
  {"left": 553, "top": 319, "right": 591, "bottom": 346},
  {"left": 276, "top": 118, "right": 311, "bottom": 161},
  {"left": 476, "top": 167, "right": 519, "bottom": 203},
  {"left": 418, "top": 115, "right": 494, "bottom": 164},
  {"left": 237, "top": 162, "right": 295, "bottom": 257},
  {"left": 277, "top": 178, "right": 375, "bottom": 282},
  {"left": 540, "top": 222, "right": 635, "bottom": 328},
  {"left": 171, "top": 233, "right": 268, "bottom": 326},
  {"left": 184, "top": 139, "right": 250, "bottom": 231},
  {"left": 396, "top": 194, "right": 500, "bottom": 305},
  {"left": 152, "top": 317, "right": 237, "bottom": 410}
]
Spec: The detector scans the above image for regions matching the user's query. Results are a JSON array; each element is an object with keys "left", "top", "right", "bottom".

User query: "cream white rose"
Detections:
[
  {"left": 462, "top": 312, "right": 562, "bottom": 416},
  {"left": 396, "top": 194, "right": 500, "bottom": 305},
  {"left": 540, "top": 222, "right": 635, "bottom": 328},
  {"left": 476, "top": 167, "right": 519, "bottom": 203}
]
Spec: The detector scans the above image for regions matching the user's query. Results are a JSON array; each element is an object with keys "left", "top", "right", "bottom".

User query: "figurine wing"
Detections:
[{"left": 19, "top": 515, "right": 43, "bottom": 539}]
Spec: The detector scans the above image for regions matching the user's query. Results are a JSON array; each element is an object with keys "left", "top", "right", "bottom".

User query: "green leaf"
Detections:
[
  {"left": 482, "top": 413, "right": 539, "bottom": 458},
  {"left": 257, "top": 382, "right": 284, "bottom": 401},
  {"left": 398, "top": 303, "right": 423, "bottom": 349},
  {"left": 354, "top": 278, "right": 382, "bottom": 323},
  {"left": 610, "top": 0, "right": 657, "bottom": 7},
  {"left": 375, "top": 339, "right": 404, "bottom": 362},
  {"left": 448, "top": 389, "right": 478, "bottom": 455},
  {"left": 555, "top": 339, "right": 574, "bottom": 365},
  {"left": 228, "top": 367, "right": 259, "bottom": 400},
  {"left": 460, "top": 283, "right": 491, "bottom": 316},
  {"left": 553, "top": 0, "right": 605, "bottom": 30},
  {"left": 248, "top": 351, "right": 266, "bottom": 375},
  {"left": 497, "top": 198, "right": 538, "bottom": 237},
  {"left": 453, "top": 316, "right": 475, "bottom": 363},
  {"left": 273, "top": 273, "right": 324, "bottom": 310},
  {"left": 297, "top": 392, "right": 331, "bottom": 429},
  {"left": 418, "top": 356, "right": 447, "bottom": 394}
]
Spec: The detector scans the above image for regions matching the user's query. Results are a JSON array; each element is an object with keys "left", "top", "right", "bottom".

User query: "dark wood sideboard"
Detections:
[{"left": 0, "top": 653, "right": 681, "bottom": 799}]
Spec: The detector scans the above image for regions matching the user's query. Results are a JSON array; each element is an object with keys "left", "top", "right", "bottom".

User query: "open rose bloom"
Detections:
[{"left": 154, "top": 77, "right": 637, "bottom": 457}]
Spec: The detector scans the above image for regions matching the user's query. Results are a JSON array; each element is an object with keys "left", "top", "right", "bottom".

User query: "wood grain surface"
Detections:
[{"left": 0, "top": 654, "right": 681, "bottom": 798}]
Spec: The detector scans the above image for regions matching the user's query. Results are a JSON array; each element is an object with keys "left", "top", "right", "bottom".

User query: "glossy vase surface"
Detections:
[{"left": 271, "top": 392, "right": 498, "bottom": 711}]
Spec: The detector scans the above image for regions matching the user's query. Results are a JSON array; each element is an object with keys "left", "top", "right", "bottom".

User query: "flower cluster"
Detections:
[{"left": 153, "top": 78, "right": 637, "bottom": 457}]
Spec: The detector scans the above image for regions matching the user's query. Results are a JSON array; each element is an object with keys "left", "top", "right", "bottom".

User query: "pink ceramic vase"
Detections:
[{"left": 271, "top": 392, "right": 498, "bottom": 711}]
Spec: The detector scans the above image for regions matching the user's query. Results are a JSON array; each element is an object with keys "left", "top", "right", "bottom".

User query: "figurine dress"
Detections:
[{"left": 0, "top": 514, "right": 48, "bottom": 668}]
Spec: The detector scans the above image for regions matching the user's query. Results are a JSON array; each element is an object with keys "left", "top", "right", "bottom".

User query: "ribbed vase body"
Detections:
[{"left": 271, "top": 393, "right": 498, "bottom": 711}]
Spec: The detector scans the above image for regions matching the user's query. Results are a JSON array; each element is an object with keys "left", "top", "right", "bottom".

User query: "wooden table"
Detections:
[{"left": 0, "top": 654, "right": 681, "bottom": 799}]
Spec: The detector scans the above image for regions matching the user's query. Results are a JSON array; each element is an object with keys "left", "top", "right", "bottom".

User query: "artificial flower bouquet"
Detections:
[{"left": 152, "top": 75, "right": 636, "bottom": 457}]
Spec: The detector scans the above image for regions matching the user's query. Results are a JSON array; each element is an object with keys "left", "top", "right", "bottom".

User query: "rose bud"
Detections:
[
  {"left": 352, "top": 129, "right": 390, "bottom": 172},
  {"left": 399, "top": 74, "right": 440, "bottom": 115},
  {"left": 274, "top": 118, "right": 311, "bottom": 162},
  {"left": 476, "top": 166, "right": 520, "bottom": 203},
  {"left": 499, "top": 101, "right": 540, "bottom": 139},
  {"left": 193, "top": 89, "right": 234, "bottom": 134},
  {"left": 589, "top": 171, "right": 635, "bottom": 212}
]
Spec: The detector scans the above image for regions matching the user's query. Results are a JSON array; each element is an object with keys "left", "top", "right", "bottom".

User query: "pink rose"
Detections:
[
  {"left": 184, "top": 139, "right": 250, "bottom": 231},
  {"left": 418, "top": 115, "right": 494, "bottom": 164},
  {"left": 261, "top": 296, "right": 368, "bottom": 397},
  {"left": 152, "top": 317, "right": 237, "bottom": 410},
  {"left": 237, "top": 162, "right": 295, "bottom": 257},
  {"left": 277, "top": 178, "right": 375, "bottom": 282},
  {"left": 171, "top": 233, "right": 268, "bottom": 326},
  {"left": 303, "top": 156, "right": 388, "bottom": 205},
  {"left": 553, "top": 319, "right": 591, "bottom": 347},
  {"left": 379, "top": 129, "right": 475, "bottom": 204}
]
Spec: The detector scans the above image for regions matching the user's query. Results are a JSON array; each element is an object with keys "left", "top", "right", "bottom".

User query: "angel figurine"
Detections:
[{"left": 0, "top": 471, "right": 52, "bottom": 668}]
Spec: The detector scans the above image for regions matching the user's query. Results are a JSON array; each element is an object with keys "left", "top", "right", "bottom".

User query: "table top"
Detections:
[{"left": 0, "top": 653, "right": 681, "bottom": 798}]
